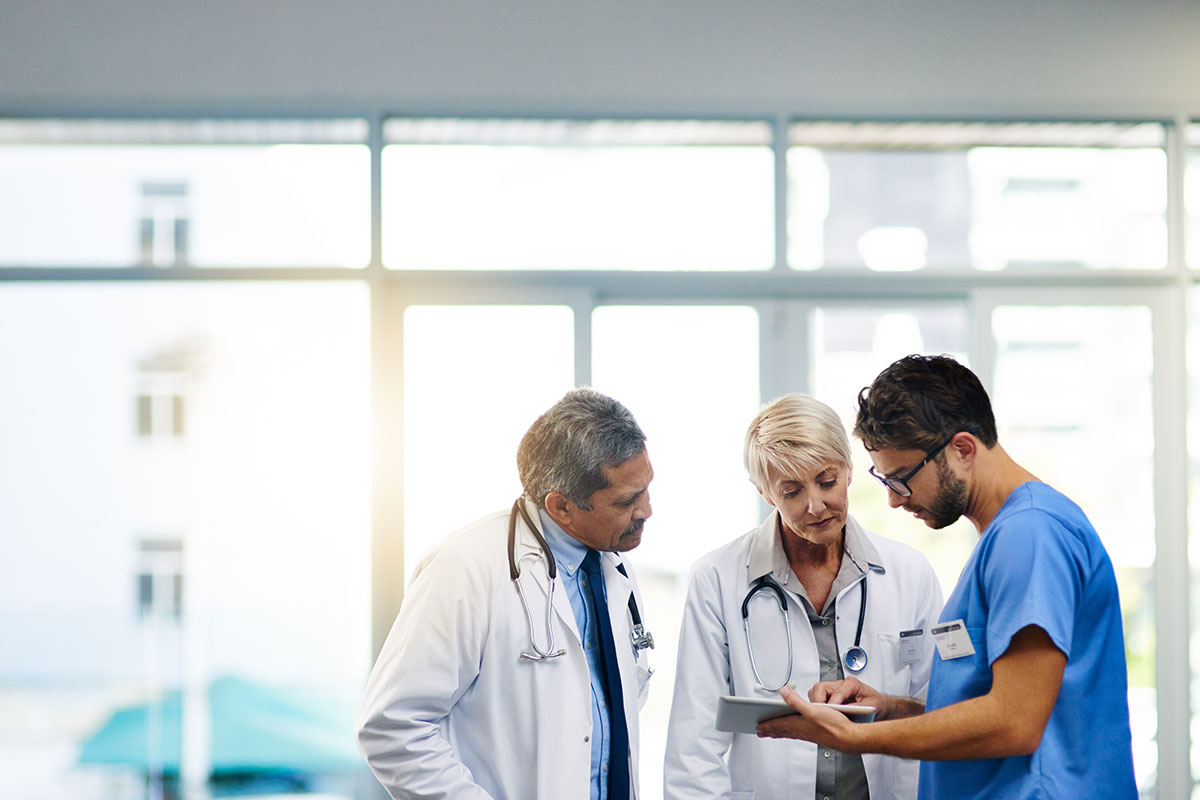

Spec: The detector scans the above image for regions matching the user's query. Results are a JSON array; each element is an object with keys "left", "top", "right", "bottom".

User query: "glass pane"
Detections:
[
  {"left": 402, "top": 305, "right": 575, "bottom": 572},
  {"left": 810, "top": 304, "right": 973, "bottom": 600},
  {"left": 1188, "top": 287, "right": 1200, "bottom": 793},
  {"left": 384, "top": 118, "right": 774, "bottom": 270},
  {"left": 592, "top": 305, "right": 760, "bottom": 799},
  {"left": 0, "top": 119, "right": 370, "bottom": 268},
  {"left": 788, "top": 121, "right": 1167, "bottom": 272},
  {"left": 1188, "top": 124, "right": 1200, "bottom": 270},
  {"left": 0, "top": 282, "right": 372, "bottom": 798},
  {"left": 991, "top": 304, "right": 1156, "bottom": 794}
]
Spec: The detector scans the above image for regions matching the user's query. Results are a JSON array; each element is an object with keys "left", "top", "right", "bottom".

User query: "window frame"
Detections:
[{"left": 0, "top": 110, "right": 1192, "bottom": 799}]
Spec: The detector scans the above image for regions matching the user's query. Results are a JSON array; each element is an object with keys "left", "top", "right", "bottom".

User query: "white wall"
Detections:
[{"left": 2, "top": 0, "right": 1199, "bottom": 116}]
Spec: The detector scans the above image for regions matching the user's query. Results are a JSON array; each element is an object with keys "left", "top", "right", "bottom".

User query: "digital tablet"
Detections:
[{"left": 714, "top": 695, "right": 876, "bottom": 733}]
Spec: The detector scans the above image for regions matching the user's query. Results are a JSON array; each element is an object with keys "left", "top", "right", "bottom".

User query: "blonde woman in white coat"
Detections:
[{"left": 664, "top": 393, "right": 942, "bottom": 800}]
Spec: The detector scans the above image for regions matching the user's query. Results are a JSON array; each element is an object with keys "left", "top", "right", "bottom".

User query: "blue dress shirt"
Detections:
[{"left": 538, "top": 508, "right": 612, "bottom": 800}]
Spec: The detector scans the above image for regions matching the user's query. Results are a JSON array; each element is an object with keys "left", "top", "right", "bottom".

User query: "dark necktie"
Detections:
[{"left": 580, "top": 549, "right": 630, "bottom": 800}]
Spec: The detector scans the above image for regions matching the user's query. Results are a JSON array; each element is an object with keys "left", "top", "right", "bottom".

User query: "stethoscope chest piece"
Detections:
[
  {"left": 841, "top": 574, "right": 869, "bottom": 673},
  {"left": 843, "top": 645, "right": 868, "bottom": 673}
]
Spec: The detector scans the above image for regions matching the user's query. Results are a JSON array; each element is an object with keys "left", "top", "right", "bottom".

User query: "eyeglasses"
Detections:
[{"left": 867, "top": 433, "right": 959, "bottom": 498}]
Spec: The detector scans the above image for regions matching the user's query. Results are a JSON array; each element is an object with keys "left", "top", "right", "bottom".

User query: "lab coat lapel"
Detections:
[{"left": 601, "top": 552, "right": 634, "bottom": 643}]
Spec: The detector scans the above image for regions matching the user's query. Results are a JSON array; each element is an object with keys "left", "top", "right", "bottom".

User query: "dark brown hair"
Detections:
[{"left": 853, "top": 354, "right": 998, "bottom": 452}]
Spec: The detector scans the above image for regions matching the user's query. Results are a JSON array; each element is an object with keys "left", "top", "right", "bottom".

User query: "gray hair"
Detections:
[
  {"left": 744, "top": 393, "right": 853, "bottom": 491},
  {"left": 517, "top": 387, "right": 647, "bottom": 510}
]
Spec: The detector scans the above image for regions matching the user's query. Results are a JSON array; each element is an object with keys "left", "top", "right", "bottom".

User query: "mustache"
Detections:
[{"left": 624, "top": 519, "right": 646, "bottom": 537}]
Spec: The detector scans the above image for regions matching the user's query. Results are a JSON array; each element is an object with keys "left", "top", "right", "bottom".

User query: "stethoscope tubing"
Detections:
[
  {"left": 742, "top": 570, "right": 869, "bottom": 691},
  {"left": 742, "top": 576, "right": 794, "bottom": 691},
  {"left": 507, "top": 498, "right": 653, "bottom": 661},
  {"left": 509, "top": 499, "right": 565, "bottom": 660}
]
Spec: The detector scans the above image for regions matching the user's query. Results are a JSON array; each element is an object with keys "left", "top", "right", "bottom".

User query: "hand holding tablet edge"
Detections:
[{"left": 715, "top": 694, "right": 877, "bottom": 733}]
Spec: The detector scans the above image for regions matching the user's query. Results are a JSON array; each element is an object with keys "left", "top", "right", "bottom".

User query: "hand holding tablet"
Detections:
[{"left": 715, "top": 694, "right": 877, "bottom": 733}]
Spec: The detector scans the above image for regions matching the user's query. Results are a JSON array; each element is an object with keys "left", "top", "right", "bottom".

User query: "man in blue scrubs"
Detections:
[{"left": 758, "top": 354, "right": 1136, "bottom": 799}]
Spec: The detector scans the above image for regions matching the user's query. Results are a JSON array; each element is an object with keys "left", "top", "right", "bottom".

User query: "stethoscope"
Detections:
[
  {"left": 741, "top": 571, "right": 869, "bottom": 692},
  {"left": 507, "top": 498, "right": 654, "bottom": 662}
]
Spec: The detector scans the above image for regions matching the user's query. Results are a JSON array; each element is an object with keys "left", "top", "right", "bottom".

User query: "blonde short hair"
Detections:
[{"left": 744, "top": 393, "right": 852, "bottom": 491}]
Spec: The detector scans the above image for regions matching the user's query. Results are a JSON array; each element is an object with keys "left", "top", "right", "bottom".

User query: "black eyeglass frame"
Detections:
[{"left": 867, "top": 431, "right": 965, "bottom": 498}]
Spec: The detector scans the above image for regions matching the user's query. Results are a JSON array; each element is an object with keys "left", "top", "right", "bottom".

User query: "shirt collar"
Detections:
[
  {"left": 746, "top": 511, "right": 885, "bottom": 589},
  {"left": 537, "top": 506, "right": 589, "bottom": 577}
]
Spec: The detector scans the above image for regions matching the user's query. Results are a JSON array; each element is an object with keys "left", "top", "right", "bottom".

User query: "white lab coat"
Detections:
[
  {"left": 663, "top": 513, "right": 943, "bottom": 800},
  {"left": 357, "top": 498, "right": 653, "bottom": 800}
]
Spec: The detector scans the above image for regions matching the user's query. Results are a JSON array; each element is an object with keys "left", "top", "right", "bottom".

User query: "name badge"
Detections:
[
  {"left": 931, "top": 619, "right": 975, "bottom": 660},
  {"left": 898, "top": 628, "right": 924, "bottom": 665}
]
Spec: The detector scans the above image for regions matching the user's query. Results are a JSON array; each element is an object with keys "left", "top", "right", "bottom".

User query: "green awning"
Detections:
[{"left": 78, "top": 675, "right": 360, "bottom": 774}]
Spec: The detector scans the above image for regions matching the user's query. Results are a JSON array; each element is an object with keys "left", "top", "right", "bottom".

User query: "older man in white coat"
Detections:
[{"left": 357, "top": 388, "right": 655, "bottom": 800}]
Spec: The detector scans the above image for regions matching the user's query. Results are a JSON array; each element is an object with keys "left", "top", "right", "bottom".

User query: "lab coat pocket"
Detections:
[
  {"left": 874, "top": 633, "right": 913, "bottom": 695},
  {"left": 635, "top": 660, "right": 653, "bottom": 707}
]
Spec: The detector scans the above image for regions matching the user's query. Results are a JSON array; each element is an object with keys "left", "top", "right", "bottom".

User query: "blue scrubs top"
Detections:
[{"left": 918, "top": 482, "right": 1136, "bottom": 799}]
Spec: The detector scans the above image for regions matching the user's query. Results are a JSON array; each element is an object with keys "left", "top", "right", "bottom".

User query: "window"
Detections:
[
  {"left": 0, "top": 282, "right": 371, "bottom": 799},
  {"left": 136, "top": 538, "right": 184, "bottom": 620},
  {"left": 0, "top": 112, "right": 1188, "bottom": 800},
  {"left": 0, "top": 119, "right": 370, "bottom": 268},
  {"left": 138, "top": 181, "right": 190, "bottom": 267},
  {"left": 383, "top": 118, "right": 775, "bottom": 270},
  {"left": 401, "top": 304, "right": 576, "bottom": 569},
  {"left": 788, "top": 121, "right": 1167, "bottom": 271},
  {"left": 135, "top": 371, "right": 189, "bottom": 439}
]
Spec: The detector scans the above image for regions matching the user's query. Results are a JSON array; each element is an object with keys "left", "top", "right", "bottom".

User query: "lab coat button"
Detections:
[{"left": 584, "top": 736, "right": 590, "bottom": 743}]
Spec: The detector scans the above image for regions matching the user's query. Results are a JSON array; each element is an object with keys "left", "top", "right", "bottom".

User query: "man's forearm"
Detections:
[
  {"left": 839, "top": 692, "right": 1043, "bottom": 760},
  {"left": 876, "top": 694, "right": 924, "bottom": 721}
]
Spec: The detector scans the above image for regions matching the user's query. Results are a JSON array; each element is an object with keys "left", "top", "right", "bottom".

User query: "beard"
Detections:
[{"left": 923, "top": 457, "right": 968, "bottom": 530}]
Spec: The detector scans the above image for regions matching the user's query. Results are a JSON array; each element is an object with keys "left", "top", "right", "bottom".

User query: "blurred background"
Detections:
[{"left": 2, "top": 3, "right": 1200, "bottom": 799}]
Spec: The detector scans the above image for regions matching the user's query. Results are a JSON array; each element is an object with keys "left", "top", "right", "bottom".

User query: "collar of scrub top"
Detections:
[{"left": 745, "top": 512, "right": 886, "bottom": 593}]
